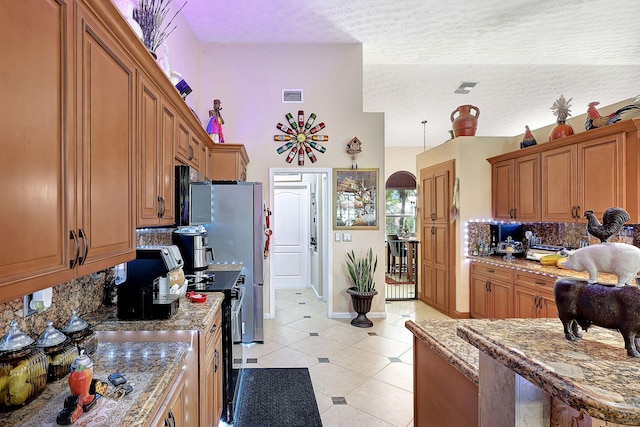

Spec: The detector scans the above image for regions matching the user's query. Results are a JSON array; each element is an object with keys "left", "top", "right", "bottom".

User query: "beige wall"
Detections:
[
  {"left": 384, "top": 146, "right": 424, "bottom": 182},
  {"left": 196, "top": 43, "right": 385, "bottom": 318}
]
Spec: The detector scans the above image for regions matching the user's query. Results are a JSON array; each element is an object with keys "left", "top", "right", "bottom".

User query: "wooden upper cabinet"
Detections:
[
  {"left": 137, "top": 73, "right": 176, "bottom": 227},
  {"left": 208, "top": 144, "right": 250, "bottom": 181},
  {"left": 175, "top": 116, "right": 204, "bottom": 171},
  {"left": 542, "top": 133, "right": 621, "bottom": 222},
  {"left": 492, "top": 159, "right": 514, "bottom": 220},
  {"left": 75, "top": 2, "right": 136, "bottom": 276},
  {"left": 490, "top": 119, "right": 640, "bottom": 223},
  {"left": 577, "top": 135, "right": 621, "bottom": 220},
  {"left": 492, "top": 154, "right": 540, "bottom": 221},
  {"left": 0, "top": 0, "right": 76, "bottom": 300}
]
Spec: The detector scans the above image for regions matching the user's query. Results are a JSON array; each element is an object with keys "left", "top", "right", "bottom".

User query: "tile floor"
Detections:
[{"left": 232, "top": 287, "right": 451, "bottom": 427}]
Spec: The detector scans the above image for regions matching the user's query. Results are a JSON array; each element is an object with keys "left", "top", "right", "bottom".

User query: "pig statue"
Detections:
[
  {"left": 554, "top": 277, "right": 640, "bottom": 357},
  {"left": 561, "top": 242, "right": 640, "bottom": 286}
]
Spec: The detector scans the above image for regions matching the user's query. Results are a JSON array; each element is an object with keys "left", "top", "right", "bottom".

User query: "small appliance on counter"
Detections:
[
  {"left": 489, "top": 223, "right": 524, "bottom": 249},
  {"left": 117, "top": 246, "right": 183, "bottom": 320},
  {"left": 173, "top": 225, "right": 215, "bottom": 274}
]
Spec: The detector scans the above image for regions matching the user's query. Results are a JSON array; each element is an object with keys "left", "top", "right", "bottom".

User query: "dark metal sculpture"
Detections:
[
  {"left": 584, "top": 207, "right": 630, "bottom": 243},
  {"left": 554, "top": 277, "right": 640, "bottom": 357}
]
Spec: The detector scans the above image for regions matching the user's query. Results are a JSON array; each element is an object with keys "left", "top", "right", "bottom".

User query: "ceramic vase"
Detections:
[
  {"left": 549, "top": 121, "right": 575, "bottom": 141},
  {"left": 451, "top": 105, "right": 480, "bottom": 137}
]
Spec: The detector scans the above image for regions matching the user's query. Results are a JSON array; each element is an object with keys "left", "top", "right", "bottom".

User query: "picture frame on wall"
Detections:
[{"left": 334, "top": 168, "right": 379, "bottom": 230}]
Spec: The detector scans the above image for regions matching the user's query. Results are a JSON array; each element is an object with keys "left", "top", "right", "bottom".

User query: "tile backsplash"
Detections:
[
  {"left": 0, "top": 270, "right": 112, "bottom": 340},
  {"left": 467, "top": 221, "right": 639, "bottom": 255},
  {"left": 0, "top": 229, "right": 176, "bottom": 340}
]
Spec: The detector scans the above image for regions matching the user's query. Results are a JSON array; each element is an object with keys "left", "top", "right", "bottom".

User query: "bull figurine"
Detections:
[{"left": 554, "top": 277, "right": 640, "bottom": 357}]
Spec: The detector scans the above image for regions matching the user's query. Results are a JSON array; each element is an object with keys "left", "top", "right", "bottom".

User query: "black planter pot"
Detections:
[{"left": 346, "top": 287, "right": 378, "bottom": 328}]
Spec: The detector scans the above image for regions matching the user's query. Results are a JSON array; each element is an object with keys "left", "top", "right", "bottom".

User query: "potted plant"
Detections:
[{"left": 345, "top": 248, "right": 378, "bottom": 327}]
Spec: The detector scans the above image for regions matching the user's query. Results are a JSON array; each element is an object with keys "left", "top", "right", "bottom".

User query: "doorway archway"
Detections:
[{"left": 385, "top": 171, "right": 417, "bottom": 300}]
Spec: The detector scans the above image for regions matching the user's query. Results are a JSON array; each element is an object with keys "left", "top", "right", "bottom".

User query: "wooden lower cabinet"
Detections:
[
  {"left": 513, "top": 271, "right": 557, "bottom": 318},
  {"left": 201, "top": 307, "right": 223, "bottom": 426},
  {"left": 413, "top": 336, "right": 477, "bottom": 427},
  {"left": 470, "top": 261, "right": 558, "bottom": 320},
  {"left": 149, "top": 369, "right": 187, "bottom": 427},
  {"left": 469, "top": 264, "right": 513, "bottom": 319}
]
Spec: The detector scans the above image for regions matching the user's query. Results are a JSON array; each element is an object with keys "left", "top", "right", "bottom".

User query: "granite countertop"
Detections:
[
  {"left": 405, "top": 319, "right": 479, "bottom": 385},
  {"left": 468, "top": 255, "right": 620, "bottom": 284},
  {"left": 457, "top": 318, "right": 640, "bottom": 425},
  {"left": 1, "top": 341, "right": 189, "bottom": 426},
  {"left": 86, "top": 292, "right": 224, "bottom": 332},
  {"left": 207, "top": 262, "right": 243, "bottom": 272}
]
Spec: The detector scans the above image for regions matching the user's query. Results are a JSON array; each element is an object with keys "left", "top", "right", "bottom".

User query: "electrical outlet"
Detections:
[{"left": 343, "top": 233, "right": 352, "bottom": 242}]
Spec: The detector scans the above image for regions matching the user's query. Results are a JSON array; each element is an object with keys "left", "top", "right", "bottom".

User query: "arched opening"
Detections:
[
  {"left": 385, "top": 171, "right": 417, "bottom": 300},
  {"left": 385, "top": 171, "right": 417, "bottom": 236}
]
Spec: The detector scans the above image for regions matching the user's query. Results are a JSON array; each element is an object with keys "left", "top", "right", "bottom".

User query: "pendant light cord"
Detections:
[{"left": 421, "top": 120, "right": 428, "bottom": 151}]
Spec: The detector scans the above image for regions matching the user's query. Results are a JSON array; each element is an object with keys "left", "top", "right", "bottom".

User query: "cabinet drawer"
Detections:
[
  {"left": 513, "top": 271, "right": 556, "bottom": 291},
  {"left": 470, "top": 262, "right": 513, "bottom": 282},
  {"left": 203, "top": 308, "right": 222, "bottom": 362}
]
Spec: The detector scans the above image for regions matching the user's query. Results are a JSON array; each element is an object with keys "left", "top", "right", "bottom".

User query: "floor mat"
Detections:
[{"left": 234, "top": 368, "right": 322, "bottom": 427}]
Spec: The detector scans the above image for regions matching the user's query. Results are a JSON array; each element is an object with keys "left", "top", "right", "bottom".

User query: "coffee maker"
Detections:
[
  {"left": 117, "top": 246, "right": 183, "bottom": 320},
  {"left": 173, "top": 226, "right": 215, "bottom": 272}
]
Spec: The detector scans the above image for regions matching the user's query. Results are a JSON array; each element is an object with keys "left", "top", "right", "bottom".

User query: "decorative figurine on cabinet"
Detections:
[
  {"left": 206, "top": 99, "right": 225, "bottom": 143},
  {"left": 520, "top": 125, "right": 537, "bottom": 149}
]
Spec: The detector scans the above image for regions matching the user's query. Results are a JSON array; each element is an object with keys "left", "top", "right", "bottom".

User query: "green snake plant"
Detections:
[{"left": 346, "top": 248, "right": 378, "bottom": 293}]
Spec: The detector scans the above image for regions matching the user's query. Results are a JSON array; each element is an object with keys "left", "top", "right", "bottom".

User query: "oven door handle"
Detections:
[{"left": 231, "top": 291, "right": 244, "bottom": 314}]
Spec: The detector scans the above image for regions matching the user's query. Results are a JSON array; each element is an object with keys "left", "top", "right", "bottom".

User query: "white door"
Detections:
[{"left": 273, "top": 184, "right": 310, "bottom": 288}]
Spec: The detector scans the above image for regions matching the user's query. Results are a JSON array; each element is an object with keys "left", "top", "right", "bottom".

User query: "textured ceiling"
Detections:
[{"left": 181, "top": 0, "right": 640, "bottom": 147}]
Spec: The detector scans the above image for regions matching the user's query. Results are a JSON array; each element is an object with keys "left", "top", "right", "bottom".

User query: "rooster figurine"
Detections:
[
  {"left": 585, "top": 101, "right": 640, "bottom": 131},
  {"left": 584, "top": 207, "right": 630, "bottom": 243}
]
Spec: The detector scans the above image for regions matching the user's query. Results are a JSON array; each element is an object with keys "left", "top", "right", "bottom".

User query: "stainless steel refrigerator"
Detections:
[{"left": 206, "top": 181, "right": 264, "bottom": 343}]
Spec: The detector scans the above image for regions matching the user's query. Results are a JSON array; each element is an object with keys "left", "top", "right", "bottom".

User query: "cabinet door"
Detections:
[
  {"left": 489, "top": 280, "right": 513, "bottom": 318},
  {"left": 432, "top": 223, "right": 449, "bottom": 312},
  {"left": 492, "top": 159, "right": 514, "bottom": 220},
  {"left": 469, "top": 275, "right": 489, "bottom": 319},
  {"left": 0, "top": 0, "right": 75, "bottom": 299},
  {"left": 213, "top": 329, "right": 223, "bottom": 423},
  {"left": 577, "top": 135, "right": 621, "bottom": 220},
  {"left": 176, "top": 119, "right": 193, "bottom": 165},
  {"left": 190, "top": 133, "right": 202, "bottom": 170},
  {"left": 149, "top": 370, "right": 187, "bottom": 427},
  {"left": 137, "top": 73, "right": 162, "bottom": 225},
  {"left": 514, "top": 154, "right": 540, "bottom": 221},
  {"left": 76, "top": 3, "right": 136, "bottom": 275},
  {"left": 420, "top": 172, "right": 434, "bottom": 222},
  {"left": 542, "top": 145, "right": 577, "bottom": 222},
  {"left": 539, "top": 293, "right": 558, "bottom": 318},
  {"left": 159, "top": 103, "right": 176, "bottom": 224},
  {"left": 513, "top": 285, "right": 540, "bottom": 318},
  {"left": 433, "top": 170, "right": 449, "bottom": 223}
]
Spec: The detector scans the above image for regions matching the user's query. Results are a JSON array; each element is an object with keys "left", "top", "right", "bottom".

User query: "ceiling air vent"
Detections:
[{"left": 282, "top": 89, "right": 303, "bottom": 103}]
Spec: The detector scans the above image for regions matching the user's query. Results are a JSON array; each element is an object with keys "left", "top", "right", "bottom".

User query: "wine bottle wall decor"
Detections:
[{"left": 274, "top": 111, "right": 328, "bottom": 165}]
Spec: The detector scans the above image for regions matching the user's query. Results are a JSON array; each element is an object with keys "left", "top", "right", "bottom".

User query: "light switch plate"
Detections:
[
  {"left": 335, "top": 232, "right": 341, "bottom": 241},
  {"left": 343, "top": 233, "right": 352, "bottom": 242}
]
